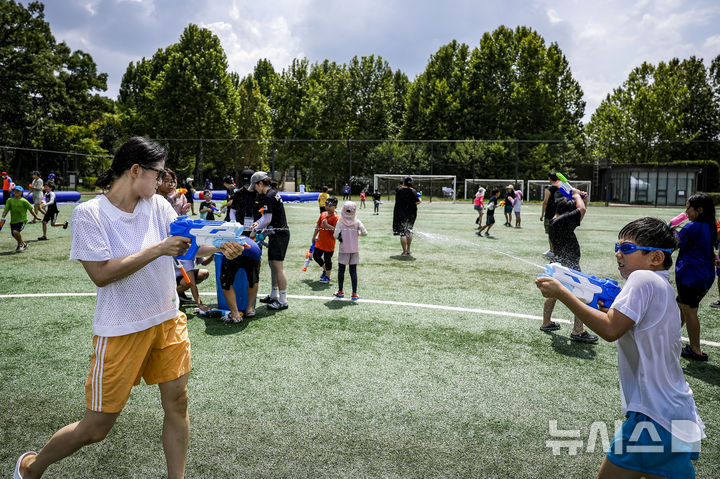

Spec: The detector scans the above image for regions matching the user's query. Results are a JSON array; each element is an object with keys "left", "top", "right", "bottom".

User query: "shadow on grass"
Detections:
[
  {"left": 323, "top": 299, "right": 358, "bottom": 310},
  {"left": 0, "top": 250, "right": 17, "bottom": 256},
  {"left": 184, "top": 305, "right": 277, "bottom": 336},
  {"left": 390, "top": 254, "right": 416, "bottom": 261},
  {"left": 301, "top": 278, "right": 332, "bottom": 292},
  {"left": 682, "top": 360, "right": 720, "bottom": 387},
  {"left": 543, "top": 331, "right": 598, "bottom": 360}
]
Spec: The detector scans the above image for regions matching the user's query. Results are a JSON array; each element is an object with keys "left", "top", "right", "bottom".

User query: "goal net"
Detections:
[
  {"left": 464, "top": 179, "right": 524, "bottom": 200},
  {"left": 373, "top": 174, "right": 457, "bottom": 203},
  {"left": 526, "top": 180, "right": 592, "bottom": 202}
]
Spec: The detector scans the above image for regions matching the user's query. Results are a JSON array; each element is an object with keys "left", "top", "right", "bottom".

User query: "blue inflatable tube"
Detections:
[
  {"left": 194, "top": 190, "right": 320, "bottom": 203},
  {"left": 1, "top": 190, "right": 82, "bottom": 205}
]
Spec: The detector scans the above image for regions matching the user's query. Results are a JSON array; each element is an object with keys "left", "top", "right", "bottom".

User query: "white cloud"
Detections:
[
  {"left": 202, "top": 15, "right": 304, "bottom": 77},
  {"left": 547, "top": 9, "right": 562, "bottom": 24}
]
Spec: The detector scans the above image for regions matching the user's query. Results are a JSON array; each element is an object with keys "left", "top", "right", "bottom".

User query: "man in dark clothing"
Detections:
[
  {"left": 392, "top": 176, "right": 421, "bottom": 256},
  {"left": 251, "top": 172, "right": 290, "bottom": 310}
]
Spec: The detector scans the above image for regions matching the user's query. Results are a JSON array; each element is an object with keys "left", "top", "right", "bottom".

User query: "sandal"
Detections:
[
  {"left": 681, "top": 344, "right": 708, "bottom": 362},
  {"left": 570, "top": 332, "right": 599, "bottom": 344},
  {"left": 540, "top": 322, "right": 561, "bottom": 332}
]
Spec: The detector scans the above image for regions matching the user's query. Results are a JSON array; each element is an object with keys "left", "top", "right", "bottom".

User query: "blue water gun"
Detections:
[
  {"left": 169, "top": 216, "right": 250, "bottom": 260},
  {"left": 555, "top": 173, "right": 587, "bottom": 200},
  {"left": 538, "top": 263, "right": 621, "bottom": 309}
]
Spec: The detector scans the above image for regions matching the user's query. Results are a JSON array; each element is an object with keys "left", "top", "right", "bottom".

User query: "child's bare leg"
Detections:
[
  {"left": 571, "top": 316, "right": 585, "bottom": 336},
  {"left": 679, "top": 303, "right": 704, "bottom": 355},
  {"left": 222, "top": 286, "right": 243, "bottom": 319},
  {"left": 12, "top": 230, "right": 23, "bottom": 246},
  {"left": 541, "top": 298, "right": 556, "bottom": 328},
  {"left": 246, "top": 283, "right": 258, "bottom": 314},
  {"left": 42, "top": 222, "right": 48, "bottom": 236},
  {"left": 20, "top": 410, "right": 119, "bottom": 479}
]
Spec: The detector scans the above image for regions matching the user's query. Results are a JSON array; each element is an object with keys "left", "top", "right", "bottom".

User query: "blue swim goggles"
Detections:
[{"left": 615, "top": 242, "right": 674, "bottom": 254}]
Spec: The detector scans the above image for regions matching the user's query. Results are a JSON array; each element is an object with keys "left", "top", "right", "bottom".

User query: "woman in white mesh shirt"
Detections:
[{"left": 14, "top": 137, "right": 244, "bottom": 479}]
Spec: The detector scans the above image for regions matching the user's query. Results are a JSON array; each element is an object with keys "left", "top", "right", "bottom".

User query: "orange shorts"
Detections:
[{"left": 85, "top": 313, "right": 192, "bottom": 413}]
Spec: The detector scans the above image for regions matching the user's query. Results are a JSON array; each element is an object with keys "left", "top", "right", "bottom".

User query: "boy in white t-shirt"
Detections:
[
  {"left": 536, "top": 217, "right": 705, "bottom": 479},
  {"left": 14, "top": 137, "right": 244, "bottom": 479}
]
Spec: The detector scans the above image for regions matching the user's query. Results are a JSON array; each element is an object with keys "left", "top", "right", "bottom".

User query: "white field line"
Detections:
[{"left": 2, "top": 291, "right": 719, "bottom": 349}]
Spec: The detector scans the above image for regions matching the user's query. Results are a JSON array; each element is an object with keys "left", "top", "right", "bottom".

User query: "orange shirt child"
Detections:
[{"left": 315, "top": 211, "right": 339, "bottom": 252}]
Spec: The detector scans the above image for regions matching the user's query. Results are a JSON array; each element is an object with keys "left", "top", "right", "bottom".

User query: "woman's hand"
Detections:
[
  {"left": 159, "top": 236, "right": 191, "bottom": 257},
  {"left": 181, "top": 203, "right": 190, "bottom": 214}
]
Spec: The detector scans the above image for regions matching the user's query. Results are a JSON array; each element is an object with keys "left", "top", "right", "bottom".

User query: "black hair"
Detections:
[
  {"left": 325, "top": 196, "right": 338, "bottom": 206},
  {"left": 687, "top": 192, "right": 718, "bottom": 244},
  {"left": 548, "top": 172, "right": 558, "bottom": 182},
  {"left": 322, "top": 186, "right": 328, "bottom": 192},
  {"left": 223, "top": 175, "right": 234, "bottom": 184},
  {"left": 96, "top": 137, "right": 167, "bottom": 188},
  {"left": 618, "top": 217, "right": 678, "bottom": 269},
  {"left": 46, "top": 181, "right": 55, "bottom": 190},
  {"left": 555, "top": 197, "right": 577, "bottom": 215},
  {"left": 403, "top": 176, "right": 413, "bottom": 186},
  {"left": 491, "top": 189, "right": 500, "bottom": 196}
]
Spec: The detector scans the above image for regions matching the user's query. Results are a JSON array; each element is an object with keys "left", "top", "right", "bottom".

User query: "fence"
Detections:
[{"left": 2, "top": 139, "right": 718, "bottom": 201}]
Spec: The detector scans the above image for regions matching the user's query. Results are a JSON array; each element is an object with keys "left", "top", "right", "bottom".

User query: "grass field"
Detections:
[{"left": 1, "top": 198, "right": 719, "bottom": 478}]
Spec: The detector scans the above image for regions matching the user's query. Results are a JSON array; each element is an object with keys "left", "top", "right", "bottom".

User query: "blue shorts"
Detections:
[{"left": 606, "top": 412, "right": 699, "bottom": 479}]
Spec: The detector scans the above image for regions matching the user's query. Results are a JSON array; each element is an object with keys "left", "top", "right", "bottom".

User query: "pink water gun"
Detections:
[{"left": 668, "top": 212, "right": 687, "bottom": 229}]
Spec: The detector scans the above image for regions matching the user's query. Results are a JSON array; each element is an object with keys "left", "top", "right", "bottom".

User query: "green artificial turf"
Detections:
[{"left": 1, "top": 199, "right": 718, "bottom": 478}]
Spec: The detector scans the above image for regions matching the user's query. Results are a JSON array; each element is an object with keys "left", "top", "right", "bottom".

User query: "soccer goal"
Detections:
[
  {"left": 373, "top": 174, "right": 457, "bottom": 203},
  {"left": 526, "top": 180, "right": 592, "bottom": 202},
  {"left": 464, "top": 179, "right": 524, "bottom": 200}
]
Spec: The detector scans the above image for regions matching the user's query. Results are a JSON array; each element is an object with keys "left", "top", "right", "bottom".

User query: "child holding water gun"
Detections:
[
  {"left": 476, "top": 190, "right": 498, "bottom": 237},
  {"left": 13, "top": 136, "right": 244, "bottom": 479},
  {"left": 37, "top": 181, "right": 68, "bottom": 240},
  {"left": 1, "top": 185, "right": 40, "bottom": 252},
  {"left": 333, "top": 201, "right": 367, "bottom": 301},
  {"left": 199, "top": 190, "right": 217, "bottom": 220},
  {"left": 536, "top": 217, "right": 704, "bottom": 479},
  {"left": 310, "top": 196, "right": 339, "bottom": 283},
  {"left": 539, "top": 188, "right": 598, "bottom": 343},
  {"left": 675, "top": 193, "right": 718, "bottom": 361}
]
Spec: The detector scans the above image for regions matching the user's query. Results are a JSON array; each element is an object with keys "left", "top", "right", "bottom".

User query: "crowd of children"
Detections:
[{"left": 5, "top": 161, "right": 717, "bottom": 479}]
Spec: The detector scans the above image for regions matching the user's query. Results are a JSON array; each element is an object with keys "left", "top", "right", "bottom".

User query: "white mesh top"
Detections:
[{"left": 70, "top": 194, "right": 179, "bottom": 337}]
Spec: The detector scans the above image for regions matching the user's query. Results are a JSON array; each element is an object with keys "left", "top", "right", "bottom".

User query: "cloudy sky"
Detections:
[{"left": 41, "top": 0, "right": 720, "bottom": 123}]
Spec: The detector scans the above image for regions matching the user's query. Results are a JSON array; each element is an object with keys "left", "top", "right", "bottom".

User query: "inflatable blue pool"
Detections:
[
  {"left": 0, "top": 190, "right": 82, "bottom": 205},
  {"left": 194, "top": 190, "right": 320, "bottom": 203}
]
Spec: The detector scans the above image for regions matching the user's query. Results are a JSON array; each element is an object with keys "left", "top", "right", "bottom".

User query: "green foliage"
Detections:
[
  {"left": 586, "top": 57, "right": 720, "bottom": 167},
  {"left": 0, "top": 0, "right": 111, "bottom": 176}
]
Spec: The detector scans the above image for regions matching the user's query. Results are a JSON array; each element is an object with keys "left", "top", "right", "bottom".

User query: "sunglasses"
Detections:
[
  {"left": 140, "top": 165, "right": 166, "bottom": 181},
  {"left": 614, "top": 242, "right": 674, "bottom": 254}
]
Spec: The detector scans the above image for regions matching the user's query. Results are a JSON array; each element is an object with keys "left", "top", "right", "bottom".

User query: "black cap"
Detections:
[{"left": 241, "top": 168, "right": 255, "bottom": 185}]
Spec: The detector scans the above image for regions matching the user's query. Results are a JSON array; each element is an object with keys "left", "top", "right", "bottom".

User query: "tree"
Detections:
[
  {"left": 0, "top": 0, "right": 111, "bottom": 176},
  {"left": 586, "top": 57, "right": 720, "bottom": 166},
  {"left": 117, "top": 24, "right": 240, "bottom": 182}
]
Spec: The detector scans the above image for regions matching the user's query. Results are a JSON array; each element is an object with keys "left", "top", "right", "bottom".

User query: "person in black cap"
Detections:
[
  {"left": 392, "top": 176, "right": 421, "bottom": 256},
  {"left": 228, "top": 168, "right": 256, "bottom": 230},
  {"left": 251, "top": 171, "right": 290, "bottom": 310},
  {"left": 222, "top": 175, "right": 236, "bottom": 221}
]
